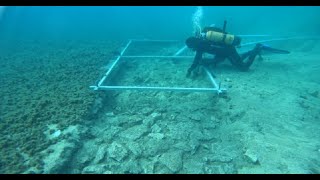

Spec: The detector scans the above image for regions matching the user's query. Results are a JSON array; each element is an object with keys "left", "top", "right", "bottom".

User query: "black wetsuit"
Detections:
[{"left": 186, "top": 27, "right": 261, "bottom": 77}]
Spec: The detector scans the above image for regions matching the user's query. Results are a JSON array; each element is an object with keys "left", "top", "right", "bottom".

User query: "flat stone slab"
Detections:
[
  {"left": 119, "top": 125, "right": 149, "bottom": 140},
  {"left": 107, "top": 142, "right": 128, "bottom": 162},
  {"left": 158, "top": 151, "right": 183, "bottom": 173}
]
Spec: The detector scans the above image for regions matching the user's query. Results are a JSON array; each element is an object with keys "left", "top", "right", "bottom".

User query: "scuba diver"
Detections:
[{"left": 185, "top": 21, "right": 290, "bottom": 78}]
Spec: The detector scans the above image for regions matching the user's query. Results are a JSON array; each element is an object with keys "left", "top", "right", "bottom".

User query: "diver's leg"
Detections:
[
  {"left": 229, "top": 44, "right": 262, "bottom": 71},
  {"left": 242, "top": 44, "right": 263, "bottom": 68},
  {"left": 228, "top": 48, "right": 248, "bottom": 71},
  {"left": 240, "top": 51, "right": 251, "bottom": 60},
  {"left": 212, "top": 55, "right": 225, "bottom": 68}
]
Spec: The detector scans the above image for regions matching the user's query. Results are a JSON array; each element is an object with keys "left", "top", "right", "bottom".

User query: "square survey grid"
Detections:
[{"left": 90, "top": 39, "right": 226, "bottom": 94}]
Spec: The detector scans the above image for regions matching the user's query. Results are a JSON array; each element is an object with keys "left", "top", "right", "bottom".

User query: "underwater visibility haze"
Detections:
[{"left": 0, "top": 6, "right": 319, "bottom": 174}]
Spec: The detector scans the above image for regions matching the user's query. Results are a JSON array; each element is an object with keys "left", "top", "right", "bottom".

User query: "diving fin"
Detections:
[{"left": 260, "top": 44, "right": 290, "bottom": 54}]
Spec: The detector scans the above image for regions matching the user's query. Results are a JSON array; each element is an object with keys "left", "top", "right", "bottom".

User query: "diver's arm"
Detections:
[{"left": 187, "top": 50, "right": 203, "bottom": 77}]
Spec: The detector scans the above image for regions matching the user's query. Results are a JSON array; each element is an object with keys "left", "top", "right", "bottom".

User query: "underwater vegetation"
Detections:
[{"left": 0, "top": 40, "right": 120, "bottom": 173}]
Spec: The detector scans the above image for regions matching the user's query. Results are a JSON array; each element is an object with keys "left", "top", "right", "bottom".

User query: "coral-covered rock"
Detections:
[
  {"left": 93, "top": 145, "right": 108, "bottom": 164},
  {"left": 158, "top": 151, "right": 183, "bottom": 173},
  {"left": 119, "top": 125, "right": 149, "bottom": 141},
  {"left": 42, "top": 139, "right": 78, "bottom": 173},
  {"left": 82, "top": 164, "right": 108, "bottom": 174},
  {"left": 107, "top": 142, "right": 128, "bottom": 162}
]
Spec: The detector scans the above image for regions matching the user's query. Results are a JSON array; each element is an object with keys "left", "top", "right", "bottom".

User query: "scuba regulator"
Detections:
[{"left": 198, "top": 20, "right": 242, "bottom": 46}]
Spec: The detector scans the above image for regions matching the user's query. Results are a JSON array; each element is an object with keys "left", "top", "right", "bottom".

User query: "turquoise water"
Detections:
[
  {"left": 0, "top": 6, "right": 319, "bottom": 174},
  {"left": 1, "top": 6, "right": 320, "bottom": 42}
]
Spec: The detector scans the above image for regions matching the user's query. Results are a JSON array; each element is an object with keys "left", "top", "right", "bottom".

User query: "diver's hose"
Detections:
[{"left": 223, "top": 20, "right": 227, "bottom": 33}]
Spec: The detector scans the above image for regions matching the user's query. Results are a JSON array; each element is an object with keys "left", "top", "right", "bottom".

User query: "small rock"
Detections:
[
  {"left": 82, "top": 164, "right": 107, "bottom": 174},
  {"left": 223, "top": 164, "right": 236, "bottom": 173},
  {"left": 42, "top": 139, "right": 78, "bottom": 173},
  {"left": 202, "top": 121, "right": 217, "bottom": 130},
  {"left": 151, "top": 112, "right": 162, "bottom": 121},
  {"left": 105, "top": 112, "right": 114, "bottom": 117},
  {"left": 169, "top": 114, "right": 176, "bottom": 120},
  {"left": 143, "top": 117, "right": 154, "bottom": 128},
  {"left": 141, "top": 107, "right": 154, "bottom": 115},
  {"left": 62, "top": 125, "right": 81, "bottom": 140},
  {"left": 173, "top": 142, "right": 191, "bottom": 152},
  {"left": 158, "top": 108, "right": 167, "bottom": 113},
  {"left": 204, "top": 165, "right": 224, "bottom": 174},
  {"left": 93, "top": 145, "right": 108, "bottom": 163},
  {"left": 115, "top": 106, "right": 121, "bottom": 112},
  {"left": 244, "top": 149, "right": 259, "bottom": 164},
  {"left": 148, "top": 133, "right": 164, "bottom": 140},
  {"left": 225, "top": 78, "right": 232, "bottom": 82},
  {"left": 23, "top": 167, "right": 42, "bottom": 174},
  {"left": 107, "top": 142, "right": 128, "bottom": 162},
  {"left": 126, "top": 141, "right": 142, "bottom": 156},
  {"left": 299, "top": 95, "right": 308, "bottom": 100},
  {"left": 73, "top": 141, "right": 97, "bottom": 167},
  {"left": 189, "top": 114, "right": 201, "bottom": 121},
  {"left": 50, "top": 130, "right": 61, "bottom": 139},
  {"left": 141, "top": 159, "right": 155, "bottom": 174},
  {"left": 45, "top": 124, "right": 60, "bottom": 140},
  {"left": 158, "top": 151, "right": 183, "bottom": 173},
  {"left": 205, "top": 156, "right": 233, "bottom": 163},
  {"left": 96, "top": 138, "right": 104, "bottom": 144},
  {"left": 189, "top": 131, "right": 204, "bottom": 141},
  {"left": 210, "top": 116, "right": 220, "bottom": 124},
  {"left": 298, "top": 101, "right": 310, "bottom": 109},
  {"left": 91, "top": 97, "right": 103, "bottom": 114},
  {"left": 110, "top": 115, "right": 142, "bottom": 128},
  {"left": 204, "top": 164, "right": 236, "bottom": 174},
  {"left": 119, "top": 125, "right": 148, "bottom": 140},
  {"left": 101, "top": 126, "right": 121, "bottom": 142},
  {"left": 103, "top": 170, "right": 113, "bottom": 174},
  {"left": 229, "top": 110, "right": 246, "bottom": 123},
  {"left": 309, "top": 90, "right": 319, "bottom": 98},
  {"left": 151, "top": 124, "right": 161, "bottom": 133},
  {"left": 122, "top": 159, "right": 143, "bottom": 173},
  {"left": 142, "top": 138, "right": 171, "bottom": 157},
  {"left": 183, "top": 158, "right": 204, "bottom": 174},
  {"left": 189, "top": 111, "right": 205, "bottom": 121},
  {"left": 70, "top": 169, "right": 81, "bottom": 174}
]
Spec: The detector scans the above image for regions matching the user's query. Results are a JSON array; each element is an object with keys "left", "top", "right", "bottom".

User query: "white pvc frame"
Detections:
[{"left": 89, "top": 39, "right": 227, "bottom": 94}]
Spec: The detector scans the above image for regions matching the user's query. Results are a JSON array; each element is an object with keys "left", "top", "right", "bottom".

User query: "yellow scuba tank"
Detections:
[
  {"left": 205, "top": 31, "right": 241, "bottom": 46},
  {"left": 203, "top": 20, "right": 241, "bottom": 46}
]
